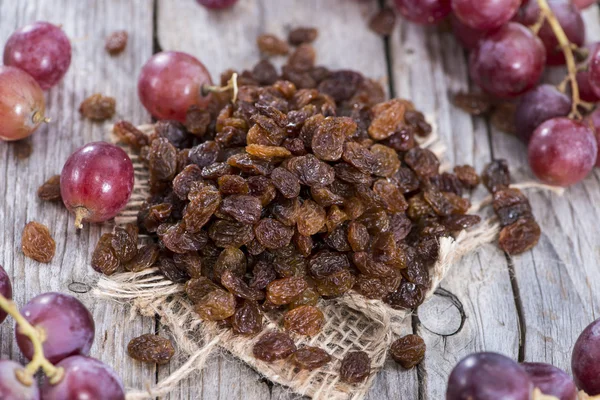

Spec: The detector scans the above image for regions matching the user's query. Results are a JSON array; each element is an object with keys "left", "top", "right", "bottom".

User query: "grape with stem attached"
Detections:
[
  {"left": 0, "top": 360, "right": 40, "bottom": 400},
  {"left": 60, "top": 142, "right": 134, "bottom": 229},
  {"left": 3, "top": 21, "right": 71, "bottom": 90},
  {"left": 0, "top": 66, "right": 47, "bottom": 141}
]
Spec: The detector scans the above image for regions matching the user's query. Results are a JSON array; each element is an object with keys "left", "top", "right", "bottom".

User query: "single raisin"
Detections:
[
  {"left": 194, "top": 289, "right": 236, "bottom": 321},
  {"left": 124, "top": 244, "right": 159, "bottom": 272},
  {"left": 185, "top": 277, "right": 219, "bottom": 304},
  {"left": 221, "top": 270, "right": 264, "bottom": 301},
  {"left": 127, "top": 334, "right": 174, "bottom": 365},
  {"left": 290, "top": 346, "right": 331, "bottom": 370},
  {"left": 283, "top": 305, "right": 324, "bottom": 336},
  {"left": 232, "top": 300, "right": 263, "bottom": 335},
  {"left": 288, "top": 27, "right": 318, "bottom": 45},
  {"left": 404, "top": 147, "right": 439, "bottom": 178},
  {"left": 220, "top": 195, "right": 262, "bottom": 225},
  {"left": 111, "top": 224, "right": 138, "bottom": 262},
  {"left": 385, "top": 280, "right": 426, "bottom": 310},
  {"left": 21, "top": 221, "right": 56, "bottom": 264},
  {"left": 390, "top": 334, "right": 426, "bottom": 369},
  {"left": 266, "top": 276, "right": 308, "bottom": 305},
  {"left": 482, "top": 159, "right": 510, "bottom": 193},
  {"left": 113, "top": 121, "right": 149, "bottom": 150},
  {"left": 79, "top": 93, "right": 116, "bottom": 121},
  {"left": 37, "top": 175, "right": 61, "bottom": 202},
  {"left": 105, "top": 30, "right": 128, "bottom": 55},
  {"left": 368, "top": 7, "right": 396, "bottom": 36},
  {"left": 340, "top": 351, "right": 371, "bottom": 384},
  {"left": 296, "top": 200, "right": 326, "bottom": 236},
  {"left": 498, "top": 217, "right": 541, "bottom": 255},
  {"left": 253, "top": 331, "right": 297, "bottom": 362},
  {"left": 257, "top": 34, "right": 289, "bottom": 55},
  {"left": 453, "top": 165, "right": 480, "bottom": 189},
  {"left": 271, "top": 167, "right": 301, "bottom": 198}
]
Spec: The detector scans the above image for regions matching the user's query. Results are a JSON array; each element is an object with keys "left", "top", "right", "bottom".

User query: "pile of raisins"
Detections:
[{"left": 93, "top": 29, "right": 540, "bottom": 379}]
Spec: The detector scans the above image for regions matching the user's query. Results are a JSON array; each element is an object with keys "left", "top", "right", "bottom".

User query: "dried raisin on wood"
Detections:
[
  {"left": 127, "top": 334, "right": 174, "bottom": 365},
  {"left": 482, "top": 159, "right": 510, "bottom": 193},
  {"left": 37, "top": 175, "right": 61, "bottom": 202},
  {"left": 257, "top": 34, "right": 289, "bottom": 56},
  {"left": 91, "top": 233, "right": 119, "bottom": 274},
  {"left": 368, "top": 7, "right": 396, "bottom": 36},
  {"left": 124, "top": 244, "right": 159, "bottom": 272},
  {"left": 390, "top": 334, "right": 426, "bottom": 369},
  {"left": 79, "top": 94, "right": 116, "bottom": 121},
  {"left": 404, "top": 147, "right": 439, "bottom": 178},
  {"left": 288, "top": 27, "right": 318, "bottom": 45},
  {"left": 111, "top": 224, "right": 138, "bottom": 262},
  {"left": 453, "top": 165, "right": 480, "bottom": 189},
  {"left": 385, "top": 280, "right": 426, "bottom": 310},
  {"left": 105, "top": 30, "right": 128, "bottom": 55},
  {"left": 21, "top": 222, "right": 56, "bottom": 264},
  {"left": 498, "top": 217, "right": 541, "bottom": 255}
]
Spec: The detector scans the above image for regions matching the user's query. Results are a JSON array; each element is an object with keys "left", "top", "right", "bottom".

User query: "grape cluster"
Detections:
[
  {"left": 0, "top": 264, "right": 125, "bottom": 400},
  {"left": 446, "top": 318, "right": 600, "bottom": 399},
  {"left": 0, "top": 21, "right": 72, "bottom": 141},
  {"left": 371, "top": 0, "right": 600, "bottom": 188}
]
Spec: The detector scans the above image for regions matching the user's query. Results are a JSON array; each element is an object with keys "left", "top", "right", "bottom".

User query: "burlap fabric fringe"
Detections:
[{"left": 93, "top": 124, "right": 559, "bottom": 400}]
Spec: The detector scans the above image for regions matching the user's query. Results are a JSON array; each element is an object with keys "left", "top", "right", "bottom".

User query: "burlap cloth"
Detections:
[{"left": 92, "top": 124, "right": 560, "bottom": 400}]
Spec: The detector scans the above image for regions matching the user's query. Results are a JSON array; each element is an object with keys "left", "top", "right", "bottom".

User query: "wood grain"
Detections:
[{"left": 0, "top": 0, "right": 156, "bottom": 391}]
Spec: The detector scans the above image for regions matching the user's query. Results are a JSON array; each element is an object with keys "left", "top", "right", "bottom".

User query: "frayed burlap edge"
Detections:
[{"left": 93, "top": 124, "right": 558, "bottom": 400}]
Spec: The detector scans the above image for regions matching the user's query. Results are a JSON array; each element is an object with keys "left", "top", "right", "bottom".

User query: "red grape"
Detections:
[
  {"left": 3, "top": 21, "right": 71, "bottom": 90},
  {"left": 517, "top": 0, "right": 585, "bottom": 66},
  {"left": 589, "top": 46, "right": 600, "bottom": 99},
  {"left": 138, "top": 51, "right": 212, "bottom": 122},
  {"left": 469, "top": 23, "right": 546, "bottom": 98},
  {"left": 586, "top": 107, "right": 600, "bottom": 167},
  {"left": 521, "top": 362, "right": 577, "bottom": 400},
  {"left": 0, "top": 265, "right": 13, "bottom": 324},
  {"left": 60, "top": 142, "right": 134, "bottom": 228},
  {"left": 573, "top": 0, "right": 596, "bottom": 9},
  {"left": 572, "top": 318, "right": 600, "bottom": 395},
  {"left": 40, "top": 356, "right": 125, "bottom": 400},
  {"left": 452, "top": 0, "right": 521, "bottom": 31},
  {"left": 446, "top": 352, "right": 533, "bottom": 400},
  {"left": 196, "top": 0, "right": 238, "bottom": 9},
  {"left": 16, "top": 292, "right": 95, "bottom": 364},
  {"left": 514, "top": 84, "right": 571, "bottom": 143},
  {"left": 450, "top": 14, "right": 488, "bottom": 50},
  {"left": 0, "top": 66, "right": 46, "bottom": 141},
  {"left": 393, "top": 0, "right": 451, "bottom": 25},
  {"left": 528, "top": 117, "right": 597, "bottom": 186},
  {"left": 0, "top": 360, "right": 40, "bottom": 400}
]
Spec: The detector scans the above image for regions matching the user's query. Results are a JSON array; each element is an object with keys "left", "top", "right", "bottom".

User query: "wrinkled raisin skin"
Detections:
[
  {"left": 37, "top": 175, "right": 62, "bottom": 202},
  {"left": 290, "top": 346, "right": 331, "bottom": 370},
  {"left": 127, "top": 334, "right": 175, "bottom": 365},
  {"left": 22, "top": 221, "right": 56, "bottom": 264},
  {"left": 79, "top": 93, "right": 116, "bottom": 121},
  {"left": 340, "top": 351, "right": 371, "bottom": 384},
  {"left": 390, "top": 334, "right": 426, "bottom": 369},
  {"left": 283, "top": 305, "right": 325, "bottom": 336},
  {"left": 253, "top": 331, "right": 297, "bottom": 362}
]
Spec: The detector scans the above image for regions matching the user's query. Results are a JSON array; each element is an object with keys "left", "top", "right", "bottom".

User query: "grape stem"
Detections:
[
  {"left": 0, "top": 293, "right": 64, "bottom": 386},
  {"left": 201, "top": 72, "right": 239, "bottom": 103},
  {"left": 74, "top": 207, "right": 89, "bottom": 229},
  {"left": 535, "top": 0, "right": 582, "bottom": 120}
]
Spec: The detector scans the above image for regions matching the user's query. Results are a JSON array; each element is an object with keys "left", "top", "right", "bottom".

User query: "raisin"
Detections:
[
  {"left": 384, "top": 128, "right": 416, "bottom": 152},
  {"left": 318, "top": 71, "right": 363, "bottom": 102},
  {"left": 441, "top": 215, "right": 481, "bottom": 232},
  {"left": 373, "top": 179, "right": 408, "bottom": 213},
  {"left": 79, "top": 93, "right": 116, "bottom": 121},
  {"left": 389, "top": 213, "right": 412, "bottom": 242},
  {"left": 423, "top": 189, "right": 469, "bottom": 217},
  {"left": 252, "top": 59, "right": 278, "bottom": 85},
  {"left": 194, "top": 289, "right": 236, "bottom": 321},
  {"left": 453, "top": 165, "right": 480, "bottom": 189},
  {"left": 452, "top": 92, "right": 492, "bottom": 116},
  {"left": 124, "top": 244, "right": 159, "bottom": 272},
  {"left": 371, "top": 144, "right": 401, "bottom": 177},
  {"left": 149, "top": 138, "right": 177, "bottom": 182},
  {"left": 214, "top": 247, "right": 247, "bottom": 280},
  {"left": 296, "top": 200, "right": 326, "bottom": 236},
  {"left": 286, "top": 154, "right": 335, "bottom": 187},
  {"left": 158, "top": 255, "right": 189, "bottom": 283},
  {"left": 334, "top": 163, "right": 372, "bottom": 184},
  {"left": 342, "top": 141, "right": 377, "bottom": 174},
  {"left": 173, "top": 164, "right": 203, "bottom": 200},
  {"left": 353, "top": 252, "right": 396, "bottom": 278},
  {"left": 288, "top": 44, "right": 316, "bottom": 71},
  {"left": 289, "top": 285, "right": 320, "bottom": 308},
  {"left": 482, "top": 159, "right": 510, "bottom": 193},
  {"left": 271, "top": 167, "right": 301, "bottom": 198},
  {"left": 324, "top": 224, "right": 351, "bottom": 252},
  {"left": 220, "top": 195, "right": 262, "bottom": 225},
  {"left": 227, "top": 152, "right": 274, "bottom": 176},
  {"left": 315, "top": 269, "right": 355, "bottom": 297},
  {"left": 293, "top": 231, "right": 313, "bottom": 257},
  {"left": 184, "top": 186, "right": 221, "bottom": 232},
  {"left": 185, "top": 277, "right": 219, "bottom": 304},
  {"left": 368, "top": 99, "right": 411, "bottom": 140},
  {"left": 290, "top": 346, "right": 331, "bottom": 370},
  {"left": 283, "top": 305, "right": 324, "bottom": 336},
  {"left": 217, "top": 175, "right": 249, "bottom": 195},
  {"left": 13, "top": 139, "right": 32, "bottom": 160},
  {"left": 353, "top": 275, "right": 388, "bottom": 299},
  {"left": 368, "top": 7, "right": 396, "bottom": 36},
  {"left": 493, "top": 188, "right": 533, "bottom": 226},
  {"left": 393, "top": 167, "right": 420, "bottom": 193},
  {"left": 249, "top": 261, "right": 277, "bottom": 290},
  {"left": 430, "top": 173, "right": 464, "bottom": 196},
  {"left": 499, "top": 217, "right": 541, "bottom": 255},
  {"left": 232, "top": 300, "right": 263, "bottom": 335},
  {"left": 404, "top": 147, "right": 439, "bottom": 178},
  {"left": 311, "top": 117, "right": 356, "bottom": 161},
  {"left": 37, "top": 175, "right": 61, "bottom": 202},
  {"left": 288, "top": 27, "right": 318, "bottom": 45},
  {"left": 311, "top": 186, "right": 344, "bottom": 207},
  {"left": 91, "top": 233, "right": 119, "bottom": 275},
  {"left": 347, "top": 221, "right": 370, "bottom": 252},
  {"left": 113, "top": 121, "right": 149, "bottom": 150},
  {"left": 271, "top": 197, "right": 300, "bottom": 226},
  {"left": 407, "top": 194, "right": 436, "bottom": 221},
  {"left": 390, "top": 334, "right": 426, "bottom": 369},
  {"left": 308, "top": 250, "right": 349, "bottom": 278},
  {"left": 254, "top": 218, "right": 295, "bottom": 249},
  {"left": 21, "top": 221, "right": 55, "bottom": 264},
  {"left": 189, "top": 141, "right": 221, "bottom": 168},
  {"left": 253, "top": 331, "right": 297, "bottom": 362},
  {"left": 246, "top": 144, "right": 291, "bottom": 160},
  {"left": 105, "top": 30, "right": 128, "bottom": 55},
  {"left": 127, "top": 334, "right": 174, "bottom": 365},
  {"left": 257, "top": 34, "right": 289, "bottom": 55},
  {"left": 221, "top": 270, "right": 264, "bottom": 301},
  {"left": 141, "top": 203, "right": 172, "bottom": 233},
  {"left": 185, "top": 106, "right": 211, "bottom": 136},
  {"left": 266, "top": 276, "right": 308, "bottom": 305},
  {"left": 111, "top": 224, "right": 138, "bottom": 262},
  {"left": 385, "top": 280, "right": 426, "bottom": 310},
  {"left": 340, "top": 351, "right": 371, "bottom": 384},
  {"left": 248, "top": 176, "right": 277, "bottom": 206}
]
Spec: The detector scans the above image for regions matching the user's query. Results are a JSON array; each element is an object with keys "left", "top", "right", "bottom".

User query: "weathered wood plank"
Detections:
[
  {"left": 490, "top": 6, "right": 600, "bottom": 372},
  {"left": 156, "top": 0, "right": 414, "bottom": 399},
  {"left": 387, "top": 11, "right": 521, "bottom": 400},
  {"left": 0, "top": 0, "right": 156, "bottom": 391}
]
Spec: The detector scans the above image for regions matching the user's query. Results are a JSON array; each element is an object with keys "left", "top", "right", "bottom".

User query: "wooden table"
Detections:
[{"left": 1, "top": 0, "right": 599, "bottom": 398}]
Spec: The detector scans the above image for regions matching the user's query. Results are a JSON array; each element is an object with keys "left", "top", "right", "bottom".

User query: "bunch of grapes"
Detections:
[
  {"left": 446, "top": 318, "right": 600, "bottom": 399},
  {"left": 0, "top": 264, "right": 125, "bottom": 399},
  {"left": 382, "top": 0, "right": 600, "bottom": 188},
  {"left": 0, "top": 21, "right": 72, "bottom": 142}
]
